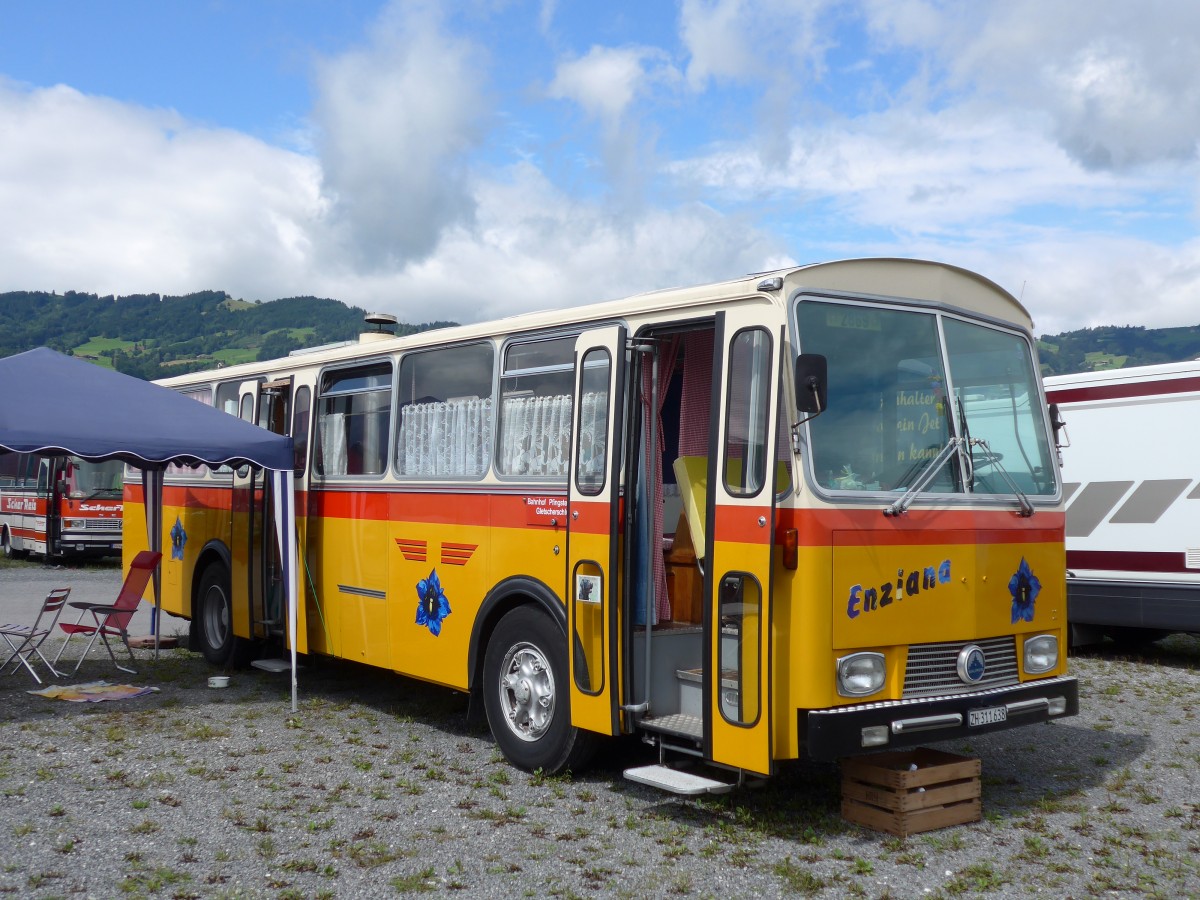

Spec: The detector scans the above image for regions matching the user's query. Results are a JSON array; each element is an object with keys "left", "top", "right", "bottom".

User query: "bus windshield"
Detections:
[
  {"left": 796, "top": 299, "right": 1056, "bottom": 499},
  {"left": 66, "top": 457, "right": 125, "bottom": 498}
]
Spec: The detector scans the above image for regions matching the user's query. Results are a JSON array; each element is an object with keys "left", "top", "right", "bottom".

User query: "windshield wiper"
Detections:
[
  {"left": 967, "top": 437, "right": 1034, "bottom": 517},
  {"left": 884, "top": 438, "right": 965, "bottom": 517}
]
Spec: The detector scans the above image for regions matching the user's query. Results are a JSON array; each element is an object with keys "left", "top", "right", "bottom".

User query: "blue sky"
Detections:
[{"left": 2, "top": 1, "right": 1198, "bottom": 335}]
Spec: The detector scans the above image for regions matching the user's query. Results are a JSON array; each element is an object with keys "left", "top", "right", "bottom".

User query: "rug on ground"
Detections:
[{"left": 29, "top": 681, "right": 159, "bottom": 702}]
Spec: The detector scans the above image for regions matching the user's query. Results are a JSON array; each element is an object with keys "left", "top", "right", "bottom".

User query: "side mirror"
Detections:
[
  {"left": 794, "top": 354, "right": 828, "bottom": 416},
  {"left": 1048, "top": 402, "right": 1069, "bottom": 449}
]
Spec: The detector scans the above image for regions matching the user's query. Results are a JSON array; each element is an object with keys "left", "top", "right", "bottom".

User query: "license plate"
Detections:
[{"left": 969, "top": 705, "right": 1007, "bottom": 727}]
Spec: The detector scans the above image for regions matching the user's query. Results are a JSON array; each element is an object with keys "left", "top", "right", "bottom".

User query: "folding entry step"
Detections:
[{"left": 624, "top": 764, "right": 735, "bottom": 795}]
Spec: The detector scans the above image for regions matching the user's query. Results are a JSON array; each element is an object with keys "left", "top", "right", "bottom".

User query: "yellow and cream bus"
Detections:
[{"left": 125, "top": 258, "right": 1077, "bottom": 790}]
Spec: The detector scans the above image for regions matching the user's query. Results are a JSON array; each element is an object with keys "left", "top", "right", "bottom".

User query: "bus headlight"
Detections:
[
  {"left": 836, "top": 652, "right": 885, "bottom": 697},
  {"left": 1023, "top": 634, "right": 1058, "bottom": 674}
]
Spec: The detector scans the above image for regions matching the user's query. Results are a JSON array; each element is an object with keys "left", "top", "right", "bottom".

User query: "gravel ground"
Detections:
[{"left": 0, "top": 562, "right": 1197, "bottom": 899}]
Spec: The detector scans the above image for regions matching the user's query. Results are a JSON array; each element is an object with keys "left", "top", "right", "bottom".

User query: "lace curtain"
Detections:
[
  {"left": 398, "top": 398, "right": 493, "bottom": 477},
  {"left": 320, "top": 411, "right": 347, "bottom": 476},
  {"left": 500, "top": 394, "right": 572, "bottom": 476}
]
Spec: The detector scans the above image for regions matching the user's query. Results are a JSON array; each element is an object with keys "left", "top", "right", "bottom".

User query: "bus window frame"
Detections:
[
  {"left": 392, "top": 341, "right": 497, "bottom": 483},
  {"left": 495, "top": 330, "right": 582, "bottom": 484},
  {"left": 313, "top": 357, "right": 395, "bottom": 482}
]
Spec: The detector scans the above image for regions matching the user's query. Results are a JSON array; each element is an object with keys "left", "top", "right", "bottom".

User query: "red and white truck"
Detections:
[
  {"left": 1044, "top": 360, "right": 1200, "bottom": 643},
  {"left": 0, "top": 453, "right": 123, "bottom": 559}
]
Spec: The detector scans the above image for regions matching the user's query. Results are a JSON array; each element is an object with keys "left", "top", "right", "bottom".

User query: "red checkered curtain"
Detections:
[
  {"left": 641, "top": 336, "right": 680, "bottom": 623},
  {"left": 679, "top": 331, "right": 715, "bottom": 456}
]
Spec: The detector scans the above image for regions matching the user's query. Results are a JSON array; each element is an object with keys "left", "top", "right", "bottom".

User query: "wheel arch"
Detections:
[
  {"left": 190, "top": 539, "right": 231, "bottom": 617},
  {"left": 467, "top": 575, "right": 566, "bottom": 695}
]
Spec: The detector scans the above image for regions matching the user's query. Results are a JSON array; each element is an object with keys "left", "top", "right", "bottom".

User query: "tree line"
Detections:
[{"left": 0, "top": 290, "right": 456, "bottom": 380}]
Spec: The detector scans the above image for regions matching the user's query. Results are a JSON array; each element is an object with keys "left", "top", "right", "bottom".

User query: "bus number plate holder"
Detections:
[{"left": 968, "top": 706, "right": 1006, "bottom": 727}]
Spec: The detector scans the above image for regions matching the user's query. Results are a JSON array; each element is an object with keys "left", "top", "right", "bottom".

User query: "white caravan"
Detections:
[{"left": 1045, "top": 360, "right": 1200, "bottom": 643}]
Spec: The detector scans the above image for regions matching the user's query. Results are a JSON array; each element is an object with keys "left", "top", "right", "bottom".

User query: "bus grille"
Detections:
[
  {"left": 902, "top": 636, "right": 1018, "bottom": 698},
  {"left": 84, "top": 519, "right": 122, "bottom": 533}
]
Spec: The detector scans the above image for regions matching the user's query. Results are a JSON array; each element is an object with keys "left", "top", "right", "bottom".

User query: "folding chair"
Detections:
[
  {"left": 52, "top": 550, "right": 162, "bottom": 675},
  {"left": 0, "top": 588, "right": 71, "bottom": 683}
]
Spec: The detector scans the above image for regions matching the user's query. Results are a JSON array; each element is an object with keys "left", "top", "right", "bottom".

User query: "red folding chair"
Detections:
[
  {"left": 52, "top": 550, "right": 161, "bottom": 675},
  {"left": 0, "top": 588, "right": 71, "bottom": 683}
]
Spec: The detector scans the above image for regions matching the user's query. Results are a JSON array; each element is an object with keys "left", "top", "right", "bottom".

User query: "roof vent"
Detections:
[{"left": 360, "top": 311, "right": 398, "bottom": 343}]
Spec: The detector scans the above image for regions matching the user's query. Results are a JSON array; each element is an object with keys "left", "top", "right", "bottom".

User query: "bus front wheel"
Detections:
[
  {"left": 482, "top": 606, "right": 596, "bottom": 775},
  {"left": 2, "top": 527, "right": 25, "bottom": 560},
  {"left": 195, "top": 564, "right": 252, "bottom": 667}
]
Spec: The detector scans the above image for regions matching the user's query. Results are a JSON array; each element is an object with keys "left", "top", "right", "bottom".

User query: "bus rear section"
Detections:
[
  {"left": 1046, "top": 360, "right": 1200, "bottom": 644},
  {"left": 1, "top": 454, "right": 123, "bottom": 559}
]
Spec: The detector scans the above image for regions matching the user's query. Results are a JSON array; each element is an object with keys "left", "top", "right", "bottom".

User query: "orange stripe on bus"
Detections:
[{"left": 778, "top": 508, "right": 1064, "bottom": 546}]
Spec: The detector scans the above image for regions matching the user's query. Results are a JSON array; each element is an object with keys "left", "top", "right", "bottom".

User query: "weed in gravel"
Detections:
[
  {"left": 945, "top": 861, "right": 1010, "bottom": 893},
  {"left": 126, "top": 865, "right": 194, "bottom": 894},
  {"left": 772, "top": 857, "right": 825, "bottom": 894},
  {"left": 391, "top": 867, "right": 438, "bottom": 892}
]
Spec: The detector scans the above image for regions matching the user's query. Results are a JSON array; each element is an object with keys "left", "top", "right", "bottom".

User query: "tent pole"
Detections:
[{"left": 142, "top": 468, "right": 164, "bottom": 660}]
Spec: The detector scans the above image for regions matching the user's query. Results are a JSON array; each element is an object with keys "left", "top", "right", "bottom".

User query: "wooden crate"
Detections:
[{"left": 841, "top": 747, "right": 981, "bottom": 837}]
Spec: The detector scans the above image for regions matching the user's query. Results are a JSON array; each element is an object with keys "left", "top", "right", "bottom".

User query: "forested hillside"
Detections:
[
  {"left": 2, "top": 287, "right": 1196, "bottom": 378},
  {"left": 1036, "top": 324, "right": 1200, "bottom": 375},
  {"left": 0, "top": 290, "right": 455, "bottom": 379}
]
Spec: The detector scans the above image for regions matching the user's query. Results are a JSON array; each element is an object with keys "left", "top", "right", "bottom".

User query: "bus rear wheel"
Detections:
[
  {"left": 195, "top": 564, "right": 252, "bottom": 667},
  {"left": 482, "top": 606, "right": 596, "bottom": 775}
]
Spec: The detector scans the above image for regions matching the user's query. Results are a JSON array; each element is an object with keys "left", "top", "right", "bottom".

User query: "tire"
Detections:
[
  {"left": 1, "top": 527, "right": 26, "bottom": 560},
  {"left": 195, "top": 564, "right": 253, "bottom": 667},
  {"left": 1105, "top": 626, "right": 1169, "bottom": 650},
  {"left": 482, "top": 606, "right": 597, "bottom": 775}
]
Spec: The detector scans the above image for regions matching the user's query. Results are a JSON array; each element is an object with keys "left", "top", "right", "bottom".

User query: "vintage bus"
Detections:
[
  {"left": 1, "top": 453, "right": 124, "bottom": 559},
  {"left": 123, "top": 258, "right": 1077, "bottom": 789}
]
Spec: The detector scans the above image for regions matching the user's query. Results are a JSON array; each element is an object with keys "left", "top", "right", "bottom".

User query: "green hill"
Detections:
[
  {"left": 0, "top": 290, "right": 455, "bottom": 380},
  {"left": 3, "top": 287, "right": 1195, "bottom": 379},
  {"left": 1036, "top": 324, "right": 1200, "bottom": 375}
]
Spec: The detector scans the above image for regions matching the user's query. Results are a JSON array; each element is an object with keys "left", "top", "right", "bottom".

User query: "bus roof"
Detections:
[{"left": 159, "top": 257, "right": 1028, "bottom": 387}]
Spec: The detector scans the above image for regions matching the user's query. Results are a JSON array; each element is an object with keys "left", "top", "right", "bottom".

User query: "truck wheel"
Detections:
[
  {"left": 195, "top": 564, "right": 253, "bottom": 667},
  {"left": 1105, "top": 626, "right": 1169, "bottom": 650},
  {"left": 482, "top": 606, "right": 597, "bottom": 775}
]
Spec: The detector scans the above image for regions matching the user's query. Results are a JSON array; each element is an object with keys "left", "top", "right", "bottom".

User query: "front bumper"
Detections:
[{"left": 803, "top": 675, "right": 1079, "bottom": 760}]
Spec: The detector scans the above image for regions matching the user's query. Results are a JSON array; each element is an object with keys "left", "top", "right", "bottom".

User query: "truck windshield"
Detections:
[{"left": 795, "top": 299, "right": 1056, "bottom": 499}]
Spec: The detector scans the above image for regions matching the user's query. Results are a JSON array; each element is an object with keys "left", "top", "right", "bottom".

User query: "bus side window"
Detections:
[
  {"left": 395, "top": 343, "right": 495, "bottom": 479},
  {"left": 497, "top": 335, "right": 576, "bottom": 479},
  {"left": 315, "top": 363, "right": 393, "bottom": 478}
]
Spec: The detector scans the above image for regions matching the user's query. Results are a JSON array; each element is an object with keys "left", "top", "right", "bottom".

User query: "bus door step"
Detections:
[{"left": 624, "top": 764, "right": 734, "bottom": 796}]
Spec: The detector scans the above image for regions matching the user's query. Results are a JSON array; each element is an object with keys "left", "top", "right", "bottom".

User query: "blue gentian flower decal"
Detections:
[
  {"left": 1009, "top": 558, "right": 1040, "bottom": 623},
  {"left": 415, "top": 569, "right": 451, "bottom": 636},
  {"left": 170, "top": 516, "right": 187, "bottom": 561}
]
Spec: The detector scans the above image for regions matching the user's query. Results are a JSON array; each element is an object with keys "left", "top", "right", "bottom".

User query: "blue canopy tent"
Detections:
[{"left": 0, "top": 347, "right": 300, "bottom": 709}]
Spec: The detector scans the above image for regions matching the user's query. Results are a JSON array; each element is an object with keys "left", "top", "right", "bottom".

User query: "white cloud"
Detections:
[
  {"left": 548, "top": 45, "right": 656, "bottom": 127},
  {"left": 305, "top": 162, "right": 790, "bottom": 325},
  {"left": 310, "top": 3, "right": 489, "bottom": 268},
  {"left": 0, "top": 79, "right": 324, "bottom": 299},
  {"left": 861, "top": 0, "right": 1200, "bottom": 170}
]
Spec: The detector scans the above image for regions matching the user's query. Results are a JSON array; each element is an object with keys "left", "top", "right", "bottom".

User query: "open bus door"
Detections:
[
  {"left": 704, "top": 311, "right": 781, "bottom": 776},
  {"left": 566, "top": 326, "right": 626, "bottom": 737},
  {"left": 232, "top": 378, "right": 292, "bottom": 646}
]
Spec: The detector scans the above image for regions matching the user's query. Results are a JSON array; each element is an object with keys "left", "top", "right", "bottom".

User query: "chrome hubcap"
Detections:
[{"left": 498, "top": 642, "right": 555, "bottom": 742}]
